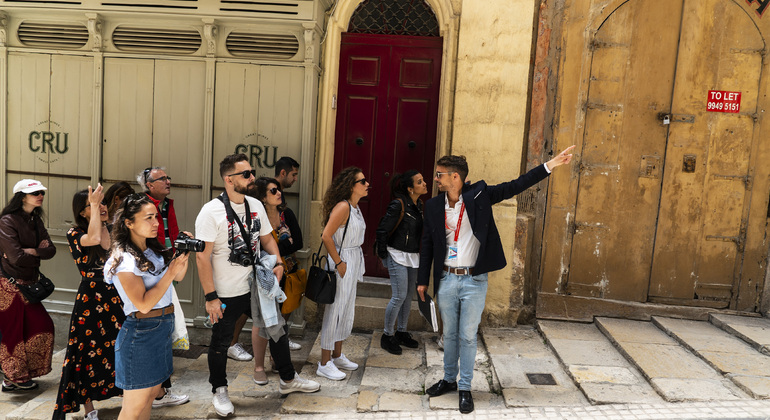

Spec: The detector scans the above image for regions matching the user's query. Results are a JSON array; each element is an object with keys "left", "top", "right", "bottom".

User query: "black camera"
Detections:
[
  {"left": 175, "top": 232, "right": 205, "bottom": 253},
  {"left": 228, "top": 247, "right": 254, "bottom": 267}
]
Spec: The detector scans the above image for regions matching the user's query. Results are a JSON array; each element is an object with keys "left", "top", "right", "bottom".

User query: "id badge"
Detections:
[{"left": 448, "top": 246, "right": 458, "bottom": 260}]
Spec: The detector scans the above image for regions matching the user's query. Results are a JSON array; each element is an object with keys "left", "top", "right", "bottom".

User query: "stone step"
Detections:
[
  {"left": 652, "top": 316, "right": 770, "bottom": 399},
  {"left": 595, "top": 317, "right": 743, "bottom": 402},
  {"left": 352, "top": 296, "right": 429, "bottom": 331},
  {"left": 710, "top": 313, "right": 770, "bottom": 355},
  {"left": 484, "top": 326, "right": 587, "bottom": 407},
  {"left": 537, "top": 320, "right": 662, "bottom": 404},
  {"left": 357, "top": 276, "right": 420, "bottom": 300}
]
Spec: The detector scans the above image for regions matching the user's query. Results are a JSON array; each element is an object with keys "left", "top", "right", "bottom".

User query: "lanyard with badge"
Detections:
[{"left": 445, "top": 202, "right": 465, "bottom": 261}]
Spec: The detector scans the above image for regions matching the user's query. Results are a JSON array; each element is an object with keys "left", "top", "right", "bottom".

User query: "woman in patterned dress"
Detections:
[
  {"left": 316, "top": 167, "right": 369, "bottom": 381},
  {"left": 53, "top": 185, "right": 125, "bottom": 420},
  {"left": 0, "top": 179, "right": 56, "bottom": 392}
]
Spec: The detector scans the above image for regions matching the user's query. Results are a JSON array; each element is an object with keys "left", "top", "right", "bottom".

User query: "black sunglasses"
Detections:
[
  {"left": 355, "top": 178, "right": 368, "bottom": 185},
  {"left": 143, "top": 167, "right": 152, "bottom": 184},
  {"left": 268, "top": 187, "right": 280, "bottom": 195},
  {"left": 28, "top": 191, "right": 45, "bottom": 196},
  {"left": 227, "top": 169, "right": 256, "bottom": 179}
]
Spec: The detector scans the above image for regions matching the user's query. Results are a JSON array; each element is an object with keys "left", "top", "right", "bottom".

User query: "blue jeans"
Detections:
[
  {"left": 382, "top": 256, "right": 417, "bottom": 336},
  {"left": 437, "top": 272, "right": 488, "bottom": 391}
]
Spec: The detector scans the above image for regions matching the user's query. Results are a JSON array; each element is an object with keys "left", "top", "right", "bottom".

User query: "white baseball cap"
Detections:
[{"left": 13, "top": 179, "right": 47, "bottom": 194}]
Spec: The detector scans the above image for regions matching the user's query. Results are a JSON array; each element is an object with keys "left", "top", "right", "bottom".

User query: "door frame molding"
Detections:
[
  {"left": 314, "top": 0, "right": 459, "bottom": 201},
  {"left": 533, "top": 0, "right": 770, "bottom": 317}
]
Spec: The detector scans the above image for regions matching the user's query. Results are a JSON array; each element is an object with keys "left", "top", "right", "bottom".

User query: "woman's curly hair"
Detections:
[
  {"left": 322, "top": 166, "right": 362, "bottom": 226},
  {"left": 108, "top": 193, "right": 172, "bottom": 276}
]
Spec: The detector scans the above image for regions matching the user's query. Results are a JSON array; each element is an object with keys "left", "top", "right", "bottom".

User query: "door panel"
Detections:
[
  {"left": 102, "top": 58, "right": 155, "bottom": 181},
  {"left": 566, "top": 0, "right": 682, "bottom": 301},
  {"left": 334, "top": 34, "right": 442, "bottom": 278},
  {"left": 648, "top": 0, "right": 764, "bottom": 304}
]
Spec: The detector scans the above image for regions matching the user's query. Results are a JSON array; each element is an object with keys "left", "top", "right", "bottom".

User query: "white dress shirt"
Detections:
[{"left": 443, "top": 194, "right": 480, "bottom": 268}]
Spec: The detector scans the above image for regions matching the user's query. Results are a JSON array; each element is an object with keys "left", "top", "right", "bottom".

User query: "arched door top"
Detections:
[{"left": 348, "top": 0, "right": 440, "bottom": 37}]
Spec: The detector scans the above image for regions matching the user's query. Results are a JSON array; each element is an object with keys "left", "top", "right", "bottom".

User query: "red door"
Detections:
[{"left": 334, "top": 33, "right": 442, "bottom": 278}]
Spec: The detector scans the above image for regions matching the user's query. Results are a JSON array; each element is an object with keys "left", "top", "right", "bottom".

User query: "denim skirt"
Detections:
[{"left": 114, "top": 312, "right": 174, "bottom": 390}]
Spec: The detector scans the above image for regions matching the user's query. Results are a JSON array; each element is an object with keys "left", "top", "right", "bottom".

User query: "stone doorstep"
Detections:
[
  {"left": 353, "top": 296, "right": 428, "bottom": 330},
  {"left": 710, "top": 313, "right": 770, "bottom": 355}
]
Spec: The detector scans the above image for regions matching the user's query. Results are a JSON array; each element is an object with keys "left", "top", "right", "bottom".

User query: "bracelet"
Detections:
[
  {"left": 335, "top": 260, "right": 345, "bottom": 268},
  {"left": 205, "top": 291, "right": 219, "bottom": 302},
  {"left": 275, "top": 262, "right": 285, "bottom": 269}
]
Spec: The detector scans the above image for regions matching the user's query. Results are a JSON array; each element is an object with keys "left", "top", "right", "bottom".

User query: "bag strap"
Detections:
[
  {"left": 217, "top": 193, "right": 255, "bottom": 262},
  {"left": 387, "top": 198, "right": 405, "bottom": 238},
  {"left": 314, "top": 201, "right": 352, "bottom": 269}
]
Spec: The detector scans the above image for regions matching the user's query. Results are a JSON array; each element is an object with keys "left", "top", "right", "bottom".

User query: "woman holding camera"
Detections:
[
  {"left": 104, "top": 194, "right": 189, "bottom": 420},
  {"left": 316, "top": 167, "right": 368, "bottom": 381},
  {"left": 375, "top": 171, "right": 427, "bottom": 355},
  {"left": 53, "top": 185, "right": 126, "bottom": 420},
  {"left": 0, "top": 179, "right": 56, "bottom": 392}
]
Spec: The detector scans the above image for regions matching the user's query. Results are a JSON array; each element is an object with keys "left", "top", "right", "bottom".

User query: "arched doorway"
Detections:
[
  {"left": 333, "top": 0, "right": 443, "bottom": 277},
  {"left": 539, "top": 0, "right": 770, "bottom": 316}
]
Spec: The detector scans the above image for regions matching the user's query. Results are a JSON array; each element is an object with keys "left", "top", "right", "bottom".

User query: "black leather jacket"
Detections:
[{"left": 375, "top": 195, "right": 423, "bottom": 258}]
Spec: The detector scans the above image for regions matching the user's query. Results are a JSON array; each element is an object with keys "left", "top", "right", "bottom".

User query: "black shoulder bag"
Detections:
[
  {"left": 306, "top": 201, "right": 351, "bottom": 304},
  {"left": 2, "top": 218, "right": 54, "bottom": 304}
]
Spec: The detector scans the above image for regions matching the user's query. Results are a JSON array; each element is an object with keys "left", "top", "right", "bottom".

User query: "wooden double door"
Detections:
[
  {"left": 541, "top": 0, "right": 770, "bottom": 311},
  {"left": 334, "top": 33, "right": 442, "bottom": 278}
]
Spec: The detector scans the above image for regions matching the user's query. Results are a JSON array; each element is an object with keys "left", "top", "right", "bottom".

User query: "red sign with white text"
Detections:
[{"left": 707, "top": 90, "right": 741, "bottom": 113}]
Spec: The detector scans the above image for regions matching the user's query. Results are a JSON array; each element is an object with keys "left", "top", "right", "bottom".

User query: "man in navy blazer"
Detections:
[{"left": 417, "top": 146, "right": 574, "bottom": 414}]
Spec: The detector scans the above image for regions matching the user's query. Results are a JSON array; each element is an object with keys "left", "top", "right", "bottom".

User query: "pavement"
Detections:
[{"left": 4, "top": 313, "right": 770, "bottom": 419}]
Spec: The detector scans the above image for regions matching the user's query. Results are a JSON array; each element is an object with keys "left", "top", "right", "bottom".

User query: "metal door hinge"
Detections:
[{"left": 658, "top": 113, "right": 695, "bottom": 124}]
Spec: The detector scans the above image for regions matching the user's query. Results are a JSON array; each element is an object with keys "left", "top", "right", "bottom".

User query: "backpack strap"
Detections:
[{"left": 387, "top": 198, "right": 405, "bottom": 238}]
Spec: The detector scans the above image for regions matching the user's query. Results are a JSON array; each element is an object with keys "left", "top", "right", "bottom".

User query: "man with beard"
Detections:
[{"left": 195, "top": 154, "right": 319, "bottom": 417}]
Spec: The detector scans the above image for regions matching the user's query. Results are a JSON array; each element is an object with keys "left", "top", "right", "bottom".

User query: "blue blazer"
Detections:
[{"left": 417, "top": 164, "right": 550, "bottom": 295}]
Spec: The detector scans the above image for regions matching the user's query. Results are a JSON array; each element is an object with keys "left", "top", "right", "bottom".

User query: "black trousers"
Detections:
[{"left": 207, "top": 292, "right": 294, "bottom": 392}]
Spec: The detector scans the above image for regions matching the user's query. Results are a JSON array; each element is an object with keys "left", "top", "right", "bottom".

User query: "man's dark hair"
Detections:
[
  {"left": 220, "top": 153, "right": 249, "bottom": 179},
  {"left": 274, "top": 156, "right": 299, "bottom": 177},
  {"left": 436, "top": 155, "right": 469, "bottom": 182}
]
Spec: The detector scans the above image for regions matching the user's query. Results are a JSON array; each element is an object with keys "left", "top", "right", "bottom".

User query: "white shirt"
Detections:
[
  {"left": 104, "top": 249, "right": 173, "bottom": 316},
  {"left": 195, "top": 196, "right": 273, "bottom": 298},
  {"left": 443, "top": 194, "right": 481, "bottom": 268},
  {"left": 387, "top": 246, "right": 420, "bottom": 268}
]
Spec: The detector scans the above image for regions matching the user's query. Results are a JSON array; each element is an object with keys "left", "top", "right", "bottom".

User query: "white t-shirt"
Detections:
[
  {"left": 104, "top": 248, "right": 173, "bottom": 316},
  {"left": 195, "top": 195, "right": 273, "bottom": 298}
]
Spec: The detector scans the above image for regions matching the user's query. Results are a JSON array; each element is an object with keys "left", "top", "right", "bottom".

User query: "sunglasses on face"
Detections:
[
  {"left": 227, "top": 169, "right": 256, "bottom": 179},
  {"left": 435, "top": 171, "right": 455, "bottom": 178},
  {"left": 148, "top": 176, "right": 171, "bottom": 183},
  {"left": 269, "top": 187, "right": 280, "bottom": 195},
  {"left": 28, "top": 191, "right": 45, "bottom": 197},
  {"left": 355, "top": 178, "right": 368, "bottom": 185}
]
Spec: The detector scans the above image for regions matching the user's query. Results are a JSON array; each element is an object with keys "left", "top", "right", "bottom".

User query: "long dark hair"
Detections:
[
  {"left": 322, "top": 167, "right": 362, "bottom": 226},
  {"left": 253, "top": 177, "right": 286, "bottom": 213},
  {"left": 108, "top": 194, "right": 172, "bottom": 276},
  {"left": 103, "top": 182, "right": 135, "bottom": 221},
  {"left": 72, "top": 189, "right": 108, "bottom": 262},
  {"left": 1, "top": 192, "right": 45, "bottom": 219},
  {"left": 389, "top": 170, "right": 420, "bottom": 200}
]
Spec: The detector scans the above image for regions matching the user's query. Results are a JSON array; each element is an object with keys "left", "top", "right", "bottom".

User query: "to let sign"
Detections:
[{"left": 707, "top": 90, "right": 741, "bottom": 113}]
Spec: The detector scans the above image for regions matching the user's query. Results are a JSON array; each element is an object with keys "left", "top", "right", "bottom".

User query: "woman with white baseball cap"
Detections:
[{"left": 0, "top": 179, "right": 56, "bottom": 392}]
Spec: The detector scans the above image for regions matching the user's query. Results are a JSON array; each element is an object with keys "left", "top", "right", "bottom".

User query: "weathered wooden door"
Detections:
[
  {"left": 334, "top": 33, "right": 442, "bottom": 278},
  {"left": 541, "top": 0, "right": 768, "bottom": 311}
]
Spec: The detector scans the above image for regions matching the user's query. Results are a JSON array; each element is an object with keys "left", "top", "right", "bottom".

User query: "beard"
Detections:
[{"left": 234, "top": 182, "right": 253, "bottom": 195}]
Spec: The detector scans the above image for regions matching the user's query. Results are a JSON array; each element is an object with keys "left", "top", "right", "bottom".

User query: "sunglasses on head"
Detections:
[
  {"left": 227, "top": 169, "right": 256, "bottom": 179},
  {"left": 269, "top": 187, "right": 280, "bottom": 195},
  {"left": 28, "top": 191, "right": 45, "bottom": 197},
  {"left": 355, "top": 178, "right": 368, "bottom": 185}
]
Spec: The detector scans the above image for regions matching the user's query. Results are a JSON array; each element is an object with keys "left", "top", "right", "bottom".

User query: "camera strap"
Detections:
[{"left": 217, "top": 193, "right": 256, "bottom": 262}]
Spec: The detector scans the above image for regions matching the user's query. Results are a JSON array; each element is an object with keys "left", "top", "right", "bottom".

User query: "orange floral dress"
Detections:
[{"left": 52, "top": 228, "right": 125, "bottom": 418}]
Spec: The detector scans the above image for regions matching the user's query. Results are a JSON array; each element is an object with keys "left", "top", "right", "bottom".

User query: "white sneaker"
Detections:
[
  {"left": 212, "top": 386, "right": 234, "bottom": 417},
  {"left": 316, "top": 360, "right": 346, "bottom": 381},
  {"left": 288, "top": 339, "right": 302, "bottom": 351},
  {"left": 279, "top": 373, "right": 320, "bottom": 394},
  {"left": 85, "top": 409, "right": 99, "bottom": 420},
  {"left": 332, "top": 353, "right": 358, "bottom": 371},
  {"left": 227, "top": 343, "right": 253, "bottom": 361},
  {"left": 152, "top": 389, "right": 189, "bottom": 407}
]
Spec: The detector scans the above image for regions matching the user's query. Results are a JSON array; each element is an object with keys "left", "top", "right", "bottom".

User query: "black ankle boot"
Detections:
[
  {"left": 395, "top": 331, "right": 419, "bottom": 348},
  {"left": 380, "top": 333, "right": 402, "bottom": 355}
]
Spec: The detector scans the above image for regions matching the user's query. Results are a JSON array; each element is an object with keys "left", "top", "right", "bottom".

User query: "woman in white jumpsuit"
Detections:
[{"left": 316, "top": 167, "right": 369, "bottom": 381}]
